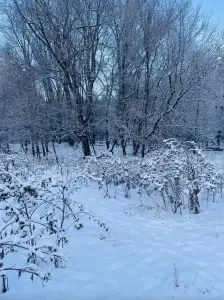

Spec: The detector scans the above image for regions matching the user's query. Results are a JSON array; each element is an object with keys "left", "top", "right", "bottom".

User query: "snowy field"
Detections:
[{"left": 2, "top": 144, "right": 224, "bottom": 300}]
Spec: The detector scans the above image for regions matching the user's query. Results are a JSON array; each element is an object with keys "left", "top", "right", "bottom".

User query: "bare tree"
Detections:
[{"left": 0, "top": 0, "right": 220, "bottom": 156}]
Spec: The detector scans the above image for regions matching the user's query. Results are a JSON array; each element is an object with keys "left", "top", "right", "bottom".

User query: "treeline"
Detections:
[{"left": 0, "top": 0, "right": 223, "bottom": 156}]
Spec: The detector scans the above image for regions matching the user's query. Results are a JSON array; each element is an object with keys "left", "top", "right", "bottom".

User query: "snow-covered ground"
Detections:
[{"left": 2, "top": 145, "right": 224, "bottom": 299}]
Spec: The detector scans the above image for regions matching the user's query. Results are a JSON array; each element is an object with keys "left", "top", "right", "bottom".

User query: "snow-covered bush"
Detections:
[
  {"left": 82, "top": 140, "right": 219, "bottom": 214},
  {"left": 183, "top": 141, "right": 218, "bottom": 213},
  {"left": 141, "top": 139, "right": 219, "bottom": 214},
  {"left": 0, "top": 172, "right": 59, "bottom": 291},
  {"left": 0, "top": 163, "right": 108, "bottom": 293},
  {"left": 155, "top": 139, "right": 218, "bottom": 213},
  {"left": 83, "top": 154, "right": 140, "bottom": 198},
  {"left": 139, "top": 140, "right": 185, "bottom": 213}
]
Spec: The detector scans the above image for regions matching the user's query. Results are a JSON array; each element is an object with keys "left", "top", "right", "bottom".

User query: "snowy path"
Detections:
[{"left": 3, "top": 185, "right": 224, "bottom": 299}]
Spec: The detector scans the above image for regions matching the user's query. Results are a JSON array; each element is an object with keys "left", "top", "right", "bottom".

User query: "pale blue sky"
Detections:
[{"left": 192, "top": 0, "right": 224, "bottom": 28}]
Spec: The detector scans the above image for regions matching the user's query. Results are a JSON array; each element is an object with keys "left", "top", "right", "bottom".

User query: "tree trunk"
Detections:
[
  {"left": 36, "top": 142, "right": 41, "bottom": 160},
  {"left": 42, "top": 141, "right": 46, "bottom": 157},
  {"left": 121, "top": 138, "right": 126, "bottom": 156},
  {"left": 52, "top": 140, "right": 59, "bottom": 164},
  {"left": 1, "top": 275, "right": 8, "bottom": 293},
  {"left": 45, "top": 142, "right": 49, "bottom": 153},
  {"left": 32, "top": 141, "right": 35, "bottom": 157},
  {"left": 141, "top": 144, "right": 145, "bottom": 158},
  {"left": 106, "top": 121, "right": 110, "bottom": 150},
  {"left": 21, "top": 140, "right": 25, "bottom": 153},
  {"left": 25, "top": 140, "right": 28, "bottom": 153},
  {"left": 133, "top": 140, "right": 140, "bottom": 156},
  {"left": 110, "top": 139, "right": 117, "bottom": 154},
  {"left": 106, "top": 139, "right": 110, "bottom": 150},
  {"left": 82, "top": 136, "right": 91, "bottom": 156},
  {"left": 216, "top": 131, "right": 221, "bottom": 147}
]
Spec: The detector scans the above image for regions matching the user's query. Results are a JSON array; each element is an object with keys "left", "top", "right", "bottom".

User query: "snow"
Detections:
[{"left": 2, "top": 145, "right": 224, "bottom": 299}]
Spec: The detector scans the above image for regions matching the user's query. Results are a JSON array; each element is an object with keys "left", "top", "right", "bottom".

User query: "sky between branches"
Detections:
[{"left": 193, "top": 0, "right": 224, "bottom": 28}]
